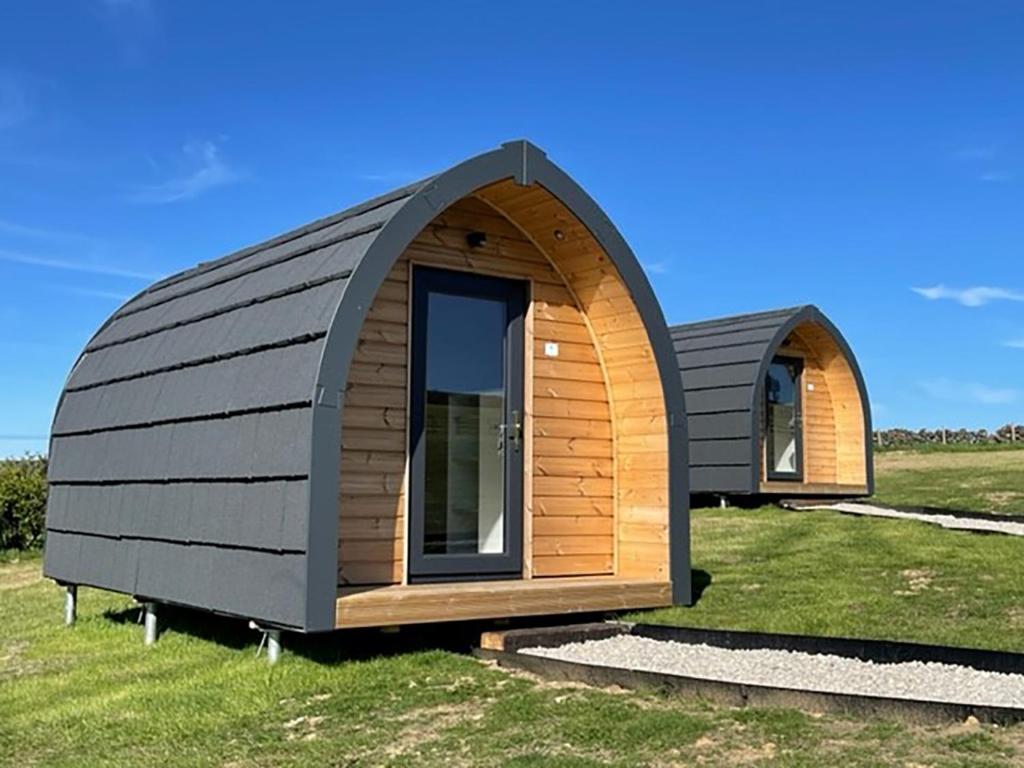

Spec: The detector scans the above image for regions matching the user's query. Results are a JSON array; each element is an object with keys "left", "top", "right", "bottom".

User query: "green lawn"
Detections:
[
  {"left": 4, "top": 447, "right": 1024, "bottom": 765},
  {"left": 3, "top": 556, "right": 1024, "bottom": 766},
  {"left": 873, "top": 448, "right": 1024, "bottom": 516},
  {"left": 632, "top": 505, "right": 1024, "bottom": 654}
]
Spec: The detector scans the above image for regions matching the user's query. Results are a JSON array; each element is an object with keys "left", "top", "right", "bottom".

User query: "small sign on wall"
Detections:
[
  {"left": 544, "top": 342, "right": 560, "bottom": 358},
  {"left": 807, "top": 383, "right": 815, "bottom": 391}
]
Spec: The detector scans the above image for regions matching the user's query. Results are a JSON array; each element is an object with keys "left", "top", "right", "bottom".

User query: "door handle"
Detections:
[
  {"left": 510, "top": 410, "right": 522, "bottom": 453},
  {"left": 497, "top": 411, "right": 523, "bottom": 454}
]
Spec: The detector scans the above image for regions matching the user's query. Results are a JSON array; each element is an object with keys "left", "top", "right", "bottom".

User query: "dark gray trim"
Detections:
[
  {"left": 406, "top": 266, "right": 527, "bottom": 580},
  {"left": 310, "top": 140, "right": 691, "bottom": 626},
  {"left": 764, "top": 355, "right": 804, "bottom": 483},
  {"left": 746, "top": 307, "right": 873, "bottom": 494}
]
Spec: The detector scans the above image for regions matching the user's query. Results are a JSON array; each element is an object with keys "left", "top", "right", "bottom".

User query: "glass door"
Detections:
[
  {"left": 765, "top": 356, "right": 803, "bottom": 481},
  {"left": 408, "top": 266, "right": 526, "bottom": 580}
]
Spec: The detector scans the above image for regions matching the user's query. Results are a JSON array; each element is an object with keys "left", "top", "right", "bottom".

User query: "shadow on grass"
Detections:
[
  {"left": 104, "top": 603, "right": 254, "bottom": 651},
  {"left": 98, "top": 572, "right": 716, "bottom": 664},
  {"left": 291, "top": 611, "right": 623, "bottom": 664},
  {"left": 692, "top": 493, "right": 770, "bottom": 510},
  {"left": 102, "top": 602, "right": 618, "bottom": 664},
  {"left": 691, "top": 569, "right": 712, "bottom": 605}
]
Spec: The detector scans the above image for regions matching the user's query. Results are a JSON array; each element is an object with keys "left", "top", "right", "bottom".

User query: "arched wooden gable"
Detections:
[
  {"left": 329, "top": 147, "right": 690, "bottom": 628},
  {"left": 672, "top": 305, "right": 872, "bottom": 498}
]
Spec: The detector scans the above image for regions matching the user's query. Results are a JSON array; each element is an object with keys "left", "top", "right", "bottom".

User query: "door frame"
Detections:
[
  {"left": 407, "top": 265, "right": 527, "bottom": 581},
  {"left": 765, "top": 355, "right": 804, "bottom": 482}
]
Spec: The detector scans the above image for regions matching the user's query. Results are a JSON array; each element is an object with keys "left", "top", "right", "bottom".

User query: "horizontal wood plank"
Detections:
[{"left": 336, "top": 576, "right": 669, "bottom": 627}]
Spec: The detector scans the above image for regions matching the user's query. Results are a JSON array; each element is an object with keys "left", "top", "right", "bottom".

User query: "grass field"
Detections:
[
  {"left": 631, "top": 504, "right": 1024, "bottom": 653},
  {"left": 2, "top": 556, "right": 1023, "bottom": 766},
  {"left": 635, "top": 447, "right": 1024, "bottom": 652},
  {"left": 3, "top": 446, "right": 1024, "bottom": 765},
  {"left": 874, "top": 448, "right": 1024, "bottom": 516}
]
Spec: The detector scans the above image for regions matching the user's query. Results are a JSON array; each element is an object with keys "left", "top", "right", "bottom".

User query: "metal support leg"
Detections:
[
  {"left": 143, "top": 602, "right": 159, "bottom": 646},
  {"left": 64, "top": 585, "right": 77, "bottom": 626},
  {"left": 266, "top": 630, "right": 282, "bottom": 665}
]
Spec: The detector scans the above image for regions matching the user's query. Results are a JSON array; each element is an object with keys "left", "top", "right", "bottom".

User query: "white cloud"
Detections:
[
  {"left": 0, "top": 248, "right": 162, "bottom": 281},
  {"left": 130, "top": 140, "right": 245, "bottom": 203},
  {"left": 51, "top": 285, "right": 134, "bottom": 301},
  {"left": 920, "top": 378, "right": 1019, "bottom": 405},
  {"left": 1003, "top": 339, "right": 1024, "bottom": 349},
  {"left": 0, "top": 219, "right": 101, "bottom": 245},
  {"left": 911, "top": 284, "right": 1024, "bottom": 307},
  {"left": 642, "top": 260, "right": 671, "bottom": 275}
]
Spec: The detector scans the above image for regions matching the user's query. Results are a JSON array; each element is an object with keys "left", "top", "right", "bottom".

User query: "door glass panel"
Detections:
[
  {"left": 766, "top": 360, "right": 800, "bottom": 476},
  {"left": 423, "top": 291, "right": 506, "bottom": 555}
]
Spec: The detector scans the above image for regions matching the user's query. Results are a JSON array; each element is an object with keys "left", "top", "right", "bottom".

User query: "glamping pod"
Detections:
[
  {"left": 671, "top": 306, "right": 872, "bottom": 498},
  {"left": 44, "top": 141, "right": 690, "bottom": 638}
]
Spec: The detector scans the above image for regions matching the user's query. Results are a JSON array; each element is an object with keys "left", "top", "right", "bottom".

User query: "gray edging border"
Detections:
[
  {"left": 478, "top": 622, "right": 1024, "bottom": 725},
  {"left": 485, "top": 648, "right": 1024, "bottom": 726},
  {"left": 632, "top": 624, "right": 1024, "bottom": 675}
]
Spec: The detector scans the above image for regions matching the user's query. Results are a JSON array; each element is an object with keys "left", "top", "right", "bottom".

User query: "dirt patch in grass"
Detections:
[
  {"left": 723, "top": 740, "right": 778, "bottom": 763},
  {"left": 894, "top": 568, "right": 935, "bottom": 595},
  {"left": 282, "top": 714, "right": 328, "bottom": 741},
  {"left": 0, "top": 561, "right": 42, "bottom": 592},
  {"left": 0, "top": 640, "right": 29, "bottom": 677},
  {"left": 384, "top": 701, "right": 488, "bottom": 760},
  {"left": 986, "top": 491, "right": 1024, "bottom": 506}
]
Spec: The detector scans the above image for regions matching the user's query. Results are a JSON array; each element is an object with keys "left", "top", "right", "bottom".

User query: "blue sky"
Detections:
[{"left": 1, "top": 1, "right": 1022, "bottom": 457}]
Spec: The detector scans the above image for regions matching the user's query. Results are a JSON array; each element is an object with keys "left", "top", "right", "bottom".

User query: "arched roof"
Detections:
[
  {"left": 45, "top": 141, "right": 689, "bottom": 630},
  {"left": 671, "top": 305, "right": 872, "bottom": 495}
]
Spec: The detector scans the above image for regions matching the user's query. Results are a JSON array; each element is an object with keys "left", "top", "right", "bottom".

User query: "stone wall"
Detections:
[{"left": 874, "top": 424, "right": 1024, "bottom": 448}]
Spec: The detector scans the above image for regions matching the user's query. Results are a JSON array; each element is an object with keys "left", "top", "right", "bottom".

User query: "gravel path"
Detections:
[
  {"left": 799, "top": 502, "right": 1024, "bottom": 537},
  {"left": 521, "top": 635, "right": 1024, "bottom": 708}
]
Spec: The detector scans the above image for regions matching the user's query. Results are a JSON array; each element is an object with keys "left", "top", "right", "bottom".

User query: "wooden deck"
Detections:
[
  {"left": 335, "top": 576, "right": 672, "bottom": 629},
  {"left": 759, "top": 481, "right": 870, "bottom": 496}
]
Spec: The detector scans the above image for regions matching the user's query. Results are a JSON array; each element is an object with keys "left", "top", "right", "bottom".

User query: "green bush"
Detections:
[{"left": 0, "top": 454, "right": 48, "bottom": 551}]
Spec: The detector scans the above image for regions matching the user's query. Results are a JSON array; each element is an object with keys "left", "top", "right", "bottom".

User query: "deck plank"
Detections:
[{"left": 335, "top": 577, "right": 671, "bottom": 628}]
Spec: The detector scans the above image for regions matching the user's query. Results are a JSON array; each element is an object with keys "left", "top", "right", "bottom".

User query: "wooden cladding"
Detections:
[
  {"left": 337, "top": 185, "right": 671, "bottom": 588},
  {"left": 477, "top": 180, "right": 670, "bottom": 583},
  {"left": 761, "top": 322, "right": 867, "bottom": 489}
]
